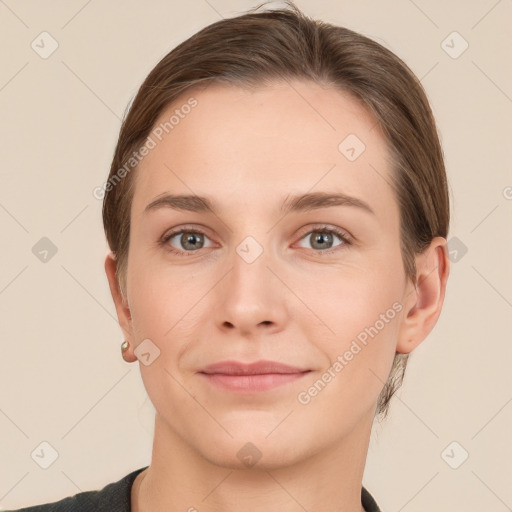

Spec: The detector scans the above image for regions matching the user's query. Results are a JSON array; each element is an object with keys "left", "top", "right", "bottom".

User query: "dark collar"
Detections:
[{"left": 10, "top": 467, "right": 380, "bottom": 511}]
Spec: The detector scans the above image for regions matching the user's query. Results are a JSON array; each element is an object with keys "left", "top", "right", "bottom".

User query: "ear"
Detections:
[
  {"left": 104, "top": 251, "right": 137, "bottom": 362},
  {"left": 396, "top": 236, "right": 450, "bottom": 354}
]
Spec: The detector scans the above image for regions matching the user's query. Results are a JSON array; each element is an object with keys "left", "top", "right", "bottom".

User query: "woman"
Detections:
[{"left": 10, "top": 1, "right": 450, "bottom": 511}]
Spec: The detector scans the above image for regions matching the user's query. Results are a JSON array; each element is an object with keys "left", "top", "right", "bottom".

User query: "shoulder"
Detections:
[
  {"left": 5, "top": 467, "right": 148, "bottom": 512},
  {"left": 362, "top": 485, "right": 381, "bottom": 512}
]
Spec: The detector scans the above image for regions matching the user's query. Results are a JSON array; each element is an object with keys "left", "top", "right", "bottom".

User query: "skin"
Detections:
[{"left": 105, "top": 80, "right": 450, "bottom": 512}]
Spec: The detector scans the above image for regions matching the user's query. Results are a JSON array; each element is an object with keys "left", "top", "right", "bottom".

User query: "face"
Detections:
[{"left": 121, "top": 80, "right": 412, "bottom": 468}]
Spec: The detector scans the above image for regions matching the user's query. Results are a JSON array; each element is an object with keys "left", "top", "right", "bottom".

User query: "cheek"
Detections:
[
  {"left": 306, "top": 259, "right": 403, "bottom": 338},
  {"left": 126, "top": 264, "right": 193, "bottom": 413},
  {"left": 126, "top": 255, "right": 207, "bottom": 391},
  {"left": 126, "top": 252, "right": 194, "bottom": 337},
  {"left": 301, "top": 262, "right": 404, "bottom": 394},
  {"left": 297, "top": 310, "right": 401, "bottom": 423}
]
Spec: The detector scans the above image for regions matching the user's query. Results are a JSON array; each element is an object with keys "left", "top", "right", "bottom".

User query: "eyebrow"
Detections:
[{"left": 143, "top": 191, "right": 375, "bottom": 216}]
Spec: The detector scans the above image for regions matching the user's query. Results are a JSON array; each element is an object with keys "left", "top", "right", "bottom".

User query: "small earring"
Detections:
[{"left": 121, "top": 340, "right": 133, "bottom": 362}]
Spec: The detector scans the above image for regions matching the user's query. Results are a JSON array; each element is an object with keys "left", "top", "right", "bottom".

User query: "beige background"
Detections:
[{"left": 1, "top": 1, "right": 511, "bottom": 510}]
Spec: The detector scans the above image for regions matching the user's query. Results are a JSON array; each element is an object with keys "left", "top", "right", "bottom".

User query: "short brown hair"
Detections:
[{"left": 102, "top": 1, "right": 449, "bottom": 421}]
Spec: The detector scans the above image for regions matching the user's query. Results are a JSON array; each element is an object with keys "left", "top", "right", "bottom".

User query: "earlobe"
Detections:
[
  {"left": 104, "top": 251, "right": 133, "bottom": 340},
  {"left": 396, "top": 237, "right": 450, "bottom": 354}
]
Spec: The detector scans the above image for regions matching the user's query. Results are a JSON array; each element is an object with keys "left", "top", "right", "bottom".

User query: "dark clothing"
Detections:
[{"left": 8, "top": 466, "right": 381, "bottom": 511}]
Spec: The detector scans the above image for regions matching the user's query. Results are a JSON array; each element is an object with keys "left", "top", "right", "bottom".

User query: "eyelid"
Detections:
[
  {"left": 292, "top": 224, "right": 353, "bottom": 254},
  {"left": 159, "top": 225, "right": 216, "bottom": 252},
  {"left": 159, "top": 223, "right": 353, "bottom": 256},
  {"left": 294, "top": 224, "right": 353, "bottom": 244}
]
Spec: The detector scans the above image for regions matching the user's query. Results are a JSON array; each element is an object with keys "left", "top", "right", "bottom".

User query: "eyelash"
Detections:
[{"left": 159, "top": 225, "right": 353, "bottom": 257}]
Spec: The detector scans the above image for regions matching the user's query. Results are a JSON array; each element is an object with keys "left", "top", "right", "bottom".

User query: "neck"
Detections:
[{"left": 133, "top": 411, "right": 374, "bottom": 512}]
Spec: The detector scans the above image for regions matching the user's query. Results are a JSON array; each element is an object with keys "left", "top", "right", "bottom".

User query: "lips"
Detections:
[
  {"left": 199, "top": 360, "right": 310, "bottom": 376},
  {"left": 198, "top": 360, "right": 311, "bottom": 393}
]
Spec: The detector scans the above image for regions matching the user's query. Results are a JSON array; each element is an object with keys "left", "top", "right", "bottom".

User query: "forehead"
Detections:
[{"left": 132, "top": 80, "right": 397, "bottom": 225}]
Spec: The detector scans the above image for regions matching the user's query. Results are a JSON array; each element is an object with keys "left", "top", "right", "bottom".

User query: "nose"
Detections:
[{"left": 213, "top": 243, "right": 289, "bottom": 337}]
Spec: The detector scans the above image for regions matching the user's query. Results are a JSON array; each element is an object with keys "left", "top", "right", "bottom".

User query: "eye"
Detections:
[
  {"left": 159, "top": 224, "right": 352, "bottom": 257},
  {"left": 295, "top": 226, "right": 352, "bottom": 254},
  {"left": 160, "top": 228, "right": 214, "bottom": 256}
]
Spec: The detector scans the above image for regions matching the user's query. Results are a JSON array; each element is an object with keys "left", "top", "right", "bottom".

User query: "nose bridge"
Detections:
[
  {"left": 214, "top": 229, "right": 285, "bottom": 334},
  {"left": 231, "top": 231, "right": 273, "bottom": 305}
]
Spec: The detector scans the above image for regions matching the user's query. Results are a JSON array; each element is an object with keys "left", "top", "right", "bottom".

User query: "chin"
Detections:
[
  {"left": 189, "top": 423, "right": 312, "bottom": 471},
  {"left": 203, "top": 440, "right": 306, "bottom": 471}
]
